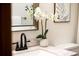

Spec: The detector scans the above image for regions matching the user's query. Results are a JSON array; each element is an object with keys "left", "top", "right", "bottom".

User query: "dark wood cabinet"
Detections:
[{"left": 0, "top": 3, "right": 12, "bottom": 56}]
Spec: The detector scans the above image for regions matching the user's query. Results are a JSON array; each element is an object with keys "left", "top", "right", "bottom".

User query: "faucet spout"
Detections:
[
  {"left": 20, "top": 33, "right": 30, "bottom": 50},
  {"left": 20, "top": 33, "right": 24, "bottom": 49}
]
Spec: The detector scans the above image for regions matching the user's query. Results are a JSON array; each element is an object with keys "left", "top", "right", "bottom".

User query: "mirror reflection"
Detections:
[
  {"left": 12, "top": 3, "right": 34, "bottom": 26},
  {"left": 11, "top": 3, "right": 39, "bottom": 31}
]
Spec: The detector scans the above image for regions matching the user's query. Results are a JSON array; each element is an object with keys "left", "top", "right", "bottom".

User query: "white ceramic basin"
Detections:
[
  {"left": 13, "top": 46, "right": 77, "bottom": 56},
  {"left": 13, "top": 49, "right": 56, "bottom": 56}
]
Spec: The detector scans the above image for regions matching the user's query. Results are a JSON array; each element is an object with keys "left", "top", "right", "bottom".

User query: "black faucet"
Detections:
[
  {"left": 19, "top": 33, "right": 30, "bottom": 50},
  {"left": 12, "top": 33, "right": 30, "bottom": 51}
]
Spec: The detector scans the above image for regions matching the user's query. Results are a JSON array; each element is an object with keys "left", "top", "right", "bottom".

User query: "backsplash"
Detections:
[{"left": 12, "top": 31, "right": 39, "bottom": 50}]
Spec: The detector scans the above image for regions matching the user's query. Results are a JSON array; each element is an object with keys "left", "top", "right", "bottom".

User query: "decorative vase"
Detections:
[{"left": 40, "top": 39, "right": 48, "bottom": 47}]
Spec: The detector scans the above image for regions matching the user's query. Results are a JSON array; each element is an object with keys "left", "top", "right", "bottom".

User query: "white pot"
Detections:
[{"left": 40, "top": 39, "right": 48, "bottom": 47}]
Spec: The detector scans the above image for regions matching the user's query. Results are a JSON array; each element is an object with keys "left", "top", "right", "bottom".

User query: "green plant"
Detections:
[
  {"left": 36, "top": 29, "right": 48, "bottom": 39},
  {"left": 36, "top": 17, "right": 48, "bottom": 40}
]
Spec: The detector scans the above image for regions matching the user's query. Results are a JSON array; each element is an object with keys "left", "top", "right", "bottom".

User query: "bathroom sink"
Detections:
[
  {"left": 13, "top": 46, "right": 77, "bottom": 56},
  {"left": 13, "top": 49, "right": 57, "bottom": 56},
  {"left": 13, "top": 46, "right": 56, "bottom": 56},
  {"left": 13, "top": 46, "right": 39, "bottom": 55},
  {"left": 55, "top": 43, "right": 79, "bottom": 49}
]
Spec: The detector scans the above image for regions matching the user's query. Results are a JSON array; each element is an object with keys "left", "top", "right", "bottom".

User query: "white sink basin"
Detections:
[
  {"left": 13, "top": 49, "right": 56, "bottom": 56},
  {"left": 13, "top": 46, "right": 77, "bottom": 56}
]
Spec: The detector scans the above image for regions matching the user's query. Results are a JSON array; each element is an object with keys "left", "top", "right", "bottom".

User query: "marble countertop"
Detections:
[{"left": 12, "top": 46, "right": 77, "bottom": 56}]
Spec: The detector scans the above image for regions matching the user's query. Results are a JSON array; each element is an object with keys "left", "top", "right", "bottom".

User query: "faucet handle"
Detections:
[
  {"left": 27, "top": 40, "right": 30, "bottom": 42},
  {"left": 16, "top": 42, "right": 20, "bottom": 51},
  {"left": 12, "top": 42, "right": 20, "bottom": 51},
  {"left": 12, "top": 42, "right": 17, "bottom": 45}
]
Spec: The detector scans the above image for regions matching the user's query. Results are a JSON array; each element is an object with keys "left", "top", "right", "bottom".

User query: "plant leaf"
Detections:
[
  {"left": 36, "top": 34, "right": 43, "bottom": 38},
  {"left": 44, "top": 29, "right": 48, "bottom": 36}
]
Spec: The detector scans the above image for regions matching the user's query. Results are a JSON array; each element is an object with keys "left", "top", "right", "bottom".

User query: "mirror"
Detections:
[{"left": 11, "top": 3, "right": 39, "bottom": 31}]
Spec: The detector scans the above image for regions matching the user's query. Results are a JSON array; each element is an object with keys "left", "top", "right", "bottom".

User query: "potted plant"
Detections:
[
  {"left": 36, "top": 15, "right": 49, "bottom": 46},
  {"left": 34, "top": 7, "right": 48, "bottom": 47},
  {"left": 34, "top": 7, "right": 53, "bottom": 47},
  {"left": 36, "top": 28, "right": 49, "bottom": 47}
]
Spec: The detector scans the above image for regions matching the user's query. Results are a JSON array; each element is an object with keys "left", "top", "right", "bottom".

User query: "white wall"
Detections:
[
  {"left": 39, "top": 3, "right": 78, "bottom": 46},
  {"left": 77, "top": 16, "right": 79, "bottom": 44},
  {"left": 77, "top": 4, "right": 79, "bottom": 44},
  {"left": 12, "top": 3, "right": 78, "bottom": 50}
]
